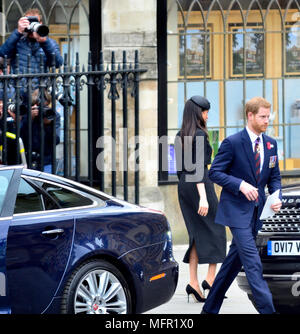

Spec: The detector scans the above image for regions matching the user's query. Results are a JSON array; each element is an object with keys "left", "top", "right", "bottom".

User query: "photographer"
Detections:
[
  {"left": 0, "top": 8, "right": 63, "bottom": 73},
  {"left": 20, "top": 89, "right": 61, "bottom": 173}
]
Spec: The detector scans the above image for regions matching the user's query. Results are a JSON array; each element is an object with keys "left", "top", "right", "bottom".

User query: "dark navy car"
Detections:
[{"left": 0, "top": 165, "right": 178, "bottom": 314}]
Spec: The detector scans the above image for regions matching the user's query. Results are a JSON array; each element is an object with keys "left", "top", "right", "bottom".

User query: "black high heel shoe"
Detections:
[
  {"left": 186, "top": 284, "right": 206, "bottom": 303},
  {"left": 201, "top": 280, "right": 227, "bottom": 298}
]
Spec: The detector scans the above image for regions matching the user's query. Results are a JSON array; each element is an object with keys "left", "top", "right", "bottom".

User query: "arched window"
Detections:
[{"left": 162, "top": 0, "right": 300, "bottom": 180}]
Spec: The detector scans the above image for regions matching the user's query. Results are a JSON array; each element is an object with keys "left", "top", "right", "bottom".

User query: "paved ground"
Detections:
[{"left": 146, "top": 244, "right": 257, "bottom": 314}]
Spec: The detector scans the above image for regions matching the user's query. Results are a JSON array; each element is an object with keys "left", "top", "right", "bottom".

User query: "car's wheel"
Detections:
[{"left": 61, "top": 259, "right": 132, "bottom": 314}]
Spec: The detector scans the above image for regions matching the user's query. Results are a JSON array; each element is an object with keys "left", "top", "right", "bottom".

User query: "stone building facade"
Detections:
[{"left": 1, "top": 0, "right": 300, "bottom": 244}]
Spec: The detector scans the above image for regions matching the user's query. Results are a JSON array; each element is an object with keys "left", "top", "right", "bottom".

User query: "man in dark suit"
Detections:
[{"left": 201, "top": 97, "right": 282, "bottom": 314}]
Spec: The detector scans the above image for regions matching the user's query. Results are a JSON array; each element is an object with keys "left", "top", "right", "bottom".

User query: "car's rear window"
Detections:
[
  {"left": 14, "top": 178, "right": 43, "bottom": 214},
  {"left": 42, "top": 183, "right": 94, "bottom": 209},
  {"left": 0, "top": 169, "right": 13, "bottom": 215}
]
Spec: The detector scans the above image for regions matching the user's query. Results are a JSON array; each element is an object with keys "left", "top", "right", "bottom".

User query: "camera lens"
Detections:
[{"left": 35, "top": 24, "right": 49, "bottom": 37}]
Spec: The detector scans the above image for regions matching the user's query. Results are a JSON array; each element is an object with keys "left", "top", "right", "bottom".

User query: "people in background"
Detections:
[
  {"left": 20, "top": 89, "right": 60, "bottom": 173},
  {"left": 0, "top": 8, "right": 63, "bottom": 73}
]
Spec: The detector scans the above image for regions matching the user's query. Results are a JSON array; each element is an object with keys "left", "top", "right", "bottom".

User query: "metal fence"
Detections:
[{"left": 0, "top": 50, "right": 147, "bottom": 204}]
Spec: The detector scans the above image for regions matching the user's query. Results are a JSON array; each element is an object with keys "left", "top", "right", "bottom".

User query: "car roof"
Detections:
[
  {"left": 0, "top": 165, "right": 146, "bottom": 213},
  {"left": 22, "top": 167, "right": 131, "bottom": 206},
  {"left": 0, "top": 165, "right": 108, "bottom": 197}
]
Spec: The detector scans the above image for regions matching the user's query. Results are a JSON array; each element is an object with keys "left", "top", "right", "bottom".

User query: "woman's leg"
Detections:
[
  {"left": 206, "top": 263, "right": 217, "bottom": 286},
  {"left": 189, "top": 243, "right": 204, "bottom": 297}
]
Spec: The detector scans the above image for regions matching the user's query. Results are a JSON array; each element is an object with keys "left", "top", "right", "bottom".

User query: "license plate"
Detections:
[{"left": 267, "top": 240, "right": 300, "bottom": 256}]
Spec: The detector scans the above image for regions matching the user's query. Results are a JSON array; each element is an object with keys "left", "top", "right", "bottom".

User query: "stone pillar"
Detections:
[{"left": 102, "top": 0, "right": 163, "bottom": 211}]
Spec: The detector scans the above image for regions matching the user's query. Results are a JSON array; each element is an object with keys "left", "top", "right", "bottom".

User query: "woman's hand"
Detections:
[
  {"left": 197, "top": 183, "right": 209, "bottom": 216},
  {"left": 198, "top": 198, "right": 209, "bottom": 216}
]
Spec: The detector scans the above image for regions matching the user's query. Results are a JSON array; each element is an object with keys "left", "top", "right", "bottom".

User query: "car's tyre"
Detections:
[{"left": 61, "top": 259, "right": 132, "bottom": 314}]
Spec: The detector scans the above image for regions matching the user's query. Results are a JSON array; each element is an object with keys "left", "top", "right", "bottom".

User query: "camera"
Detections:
[
  {"left": 41, "top": 106, "right": 55, "bottom": 121},
  {"left": 31, "top": 95, "right": 56, "bottom": 121},
  {"left": 24, "top": 16, "right": 49, "bottom": 37},
  {"left": 7, "top": 101, "right": 27, "bottom": 116}
]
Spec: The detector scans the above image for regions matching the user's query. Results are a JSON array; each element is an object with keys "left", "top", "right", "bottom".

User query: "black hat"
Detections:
[{"left": 190, "top": 95, "right": 210, "bottom": 111}]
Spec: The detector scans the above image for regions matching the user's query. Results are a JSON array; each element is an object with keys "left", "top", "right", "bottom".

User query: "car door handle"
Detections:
[{"left": 42, "top": 228, "right": 64, "bottom": 236}]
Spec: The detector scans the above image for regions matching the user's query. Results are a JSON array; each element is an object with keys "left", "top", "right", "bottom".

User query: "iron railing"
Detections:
[{"left": 0, "top": 50, "right": 147, "bottom": 204}]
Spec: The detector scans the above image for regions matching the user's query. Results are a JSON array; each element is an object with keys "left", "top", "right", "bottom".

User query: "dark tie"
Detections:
[{"left": 254, "top": 137, "right": 261, "bottom": 183}]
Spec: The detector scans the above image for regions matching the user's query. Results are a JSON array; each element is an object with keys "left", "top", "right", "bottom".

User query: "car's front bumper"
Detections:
[{"left": 237, "top": 271, "right": 300, "bottom": 312}]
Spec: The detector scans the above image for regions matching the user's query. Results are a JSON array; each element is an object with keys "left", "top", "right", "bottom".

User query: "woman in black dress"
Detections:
[{"left": 175, "top": 96, "right": 226, "bottom": 302}]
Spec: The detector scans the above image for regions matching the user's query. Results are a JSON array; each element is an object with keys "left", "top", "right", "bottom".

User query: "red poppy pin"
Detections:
[{"left": 266, "top": 142, "right": 274, "bottom": 150}]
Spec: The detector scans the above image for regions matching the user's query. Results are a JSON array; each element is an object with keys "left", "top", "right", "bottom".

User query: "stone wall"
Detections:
[
  {"left": 101, "top": 1, "right": 300, "bottom": 245},
  {"left": 102, "top": 0, "right": 164, "bottom": 212}
]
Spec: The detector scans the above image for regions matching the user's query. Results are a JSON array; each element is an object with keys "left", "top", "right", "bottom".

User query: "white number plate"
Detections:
[{"left": 267, "top": 240, "right": 300, "bottom": 256}]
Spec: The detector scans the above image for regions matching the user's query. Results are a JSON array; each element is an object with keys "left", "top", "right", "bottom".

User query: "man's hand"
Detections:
[
  {"left": 240, "top": 181, "right": 259, "bottom": 201},
  {"left": 18, "top": 17, "right": 47, "bottom": 42},
  {"left": 43, "top": 117, "right": 52, "bottom": 125},
  {"left": 271, "top": 198, "right": 282, "bottom": 213},
  {"left": 18, "top": 17, "right": 30, "bottom": 34},
  {"left": 7, "top": 109, "right": 16, "bottom": 120},
  {"left": 31, "top": 105, "right": 39, "bottom": 119}
]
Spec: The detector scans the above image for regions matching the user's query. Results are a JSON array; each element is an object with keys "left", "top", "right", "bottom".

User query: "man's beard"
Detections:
[{"left": 254, "top": 123, "right": 268, "bottom": 134}]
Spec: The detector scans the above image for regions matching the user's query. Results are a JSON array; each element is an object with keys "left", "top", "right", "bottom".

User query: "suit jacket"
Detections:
[{"left": 208, "top": 128, "right": 281, "bottom": 229}]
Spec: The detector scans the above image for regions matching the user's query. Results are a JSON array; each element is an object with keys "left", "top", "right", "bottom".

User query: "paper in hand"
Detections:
[{"left": 260, "top": 189, "right": 281, "bottom": 220}]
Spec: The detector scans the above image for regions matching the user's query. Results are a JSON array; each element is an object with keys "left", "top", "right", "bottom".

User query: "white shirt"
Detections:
[{"left": 245, "top": 125, "right": 264, "bottom": 171}]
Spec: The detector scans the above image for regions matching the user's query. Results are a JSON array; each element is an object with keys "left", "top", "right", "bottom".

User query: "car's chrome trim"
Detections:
[
  {"left": 238, "top": 272, "right": 300, "bottom": 279},
  {"left": 260, "top": 205, "right": 300, "bottom": 233},
  {"left": 258, "top": 232, "right": 300, "bottom": 235},
  {"left": 12, "top": 176, "right": 99, "bottom": 217},
  {"left": 24, "top": 175, "right": 106, "bottom": 205},
  {"left": 13, "top": 203, "right": 99, "bottom": 217},
  {"left": 42, "top": 228, "right": 64, "bottom": 235},
  {"left": 0, "top": 165, "right": 23, "bottom": 170},
  {"left": 36, "top": 171, "right": 115, "bottom": 200},
  {"left": 0, "top": 216, "right": 12, "bottom": 221},
  {"left": 23, "top": 175, "right": 99, "bottom": 199}
]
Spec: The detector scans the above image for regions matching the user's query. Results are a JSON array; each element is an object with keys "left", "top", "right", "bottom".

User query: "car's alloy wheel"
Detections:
[{"left": 61, "top": 259, "right": 132, "bottom": 314}]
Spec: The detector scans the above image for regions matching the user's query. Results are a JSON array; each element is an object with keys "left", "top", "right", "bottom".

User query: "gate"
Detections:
[{"left": 0, "top": 50, "right": 147, "bottom": 204}]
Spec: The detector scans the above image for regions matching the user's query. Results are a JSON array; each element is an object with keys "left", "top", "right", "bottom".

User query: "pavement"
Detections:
[{"left": 146, "top": 243, "right": 257, "bottom": 314}]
